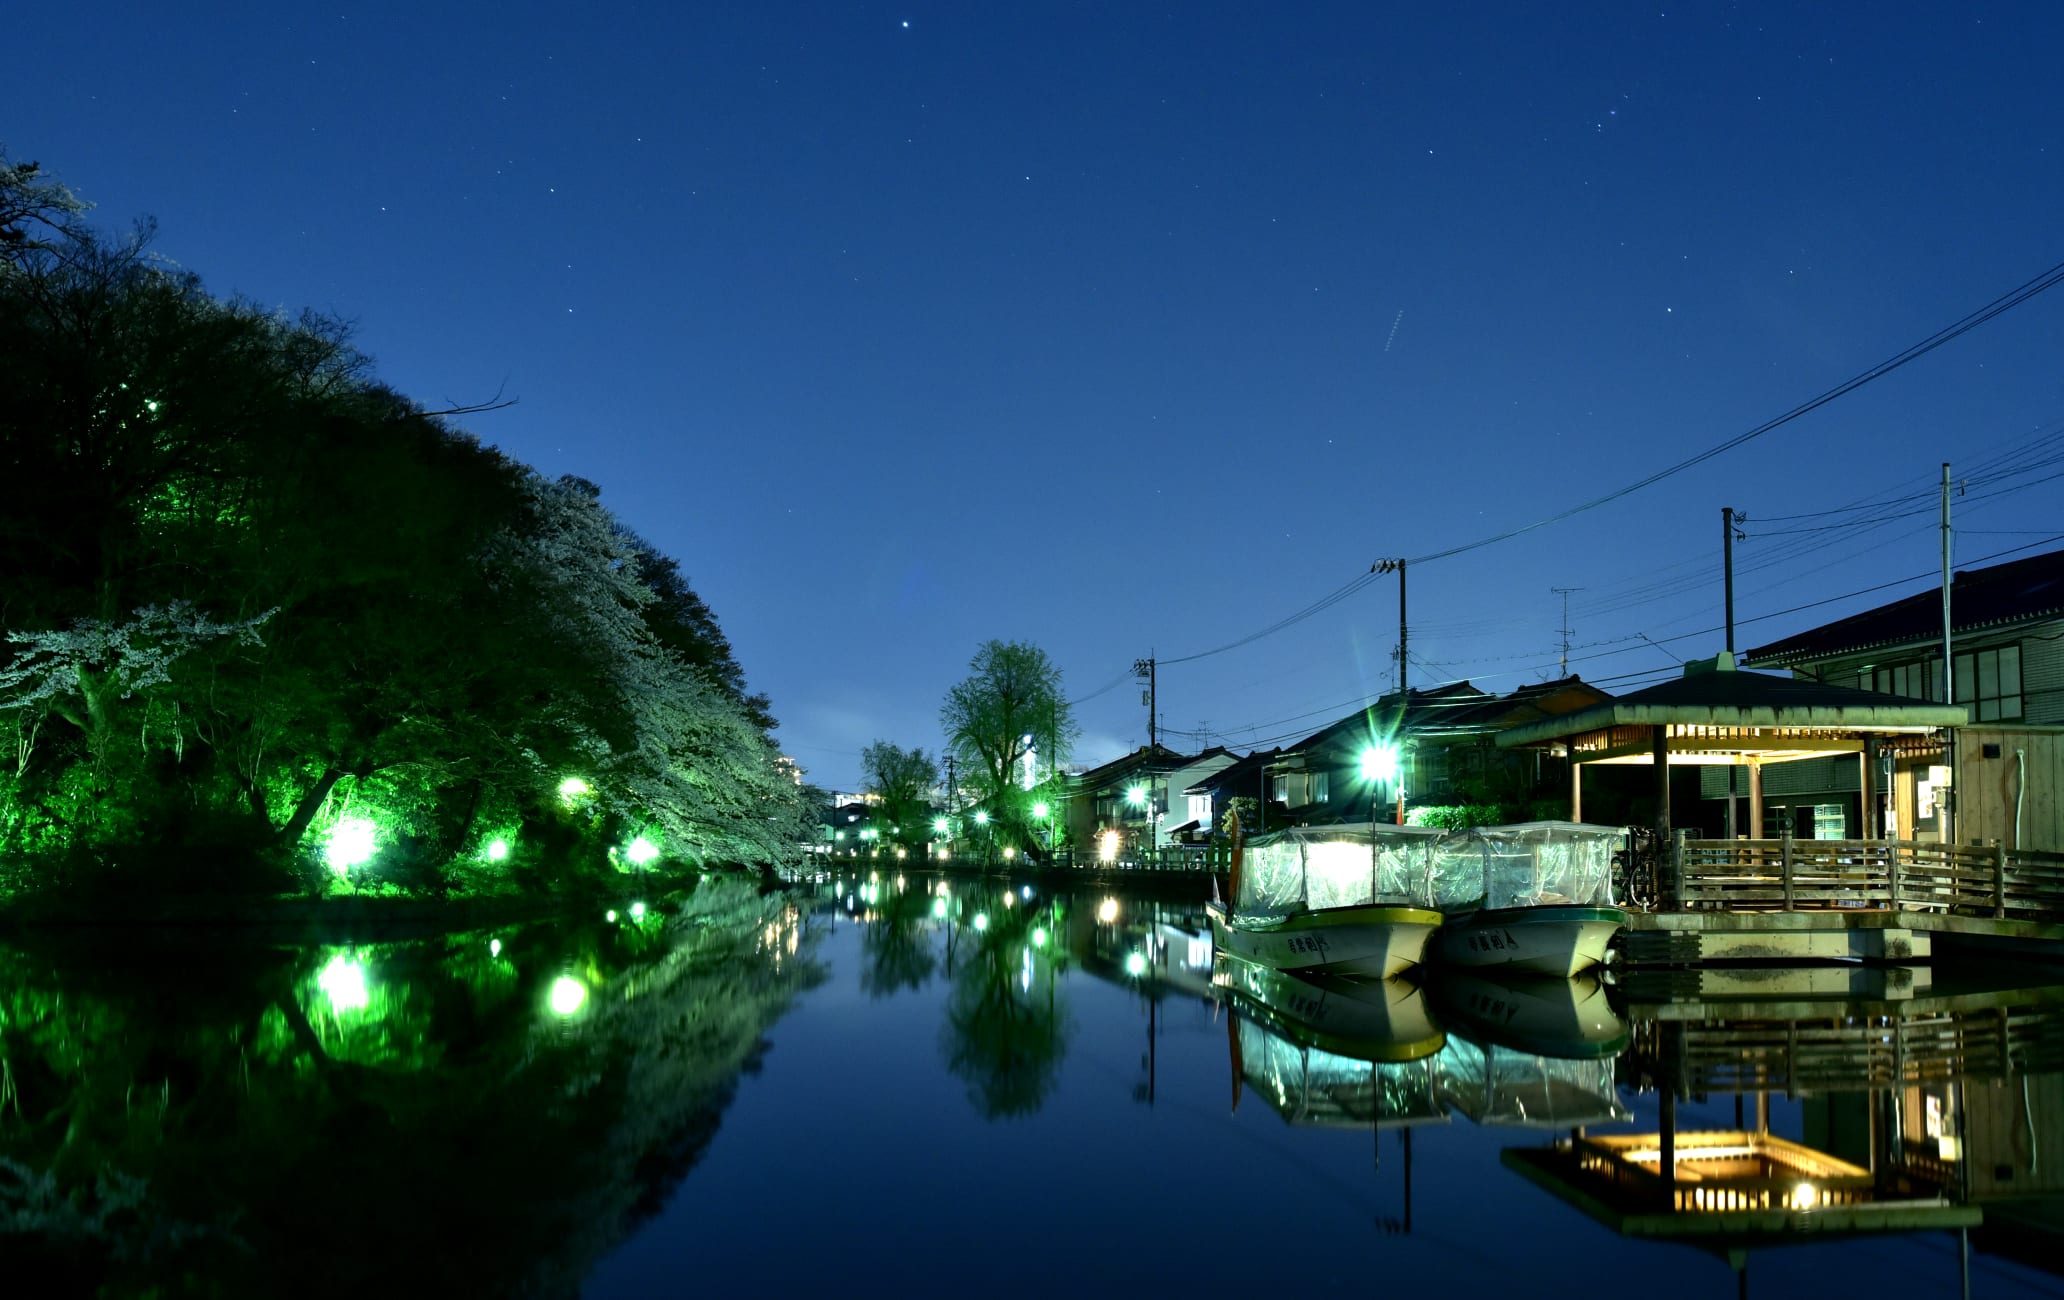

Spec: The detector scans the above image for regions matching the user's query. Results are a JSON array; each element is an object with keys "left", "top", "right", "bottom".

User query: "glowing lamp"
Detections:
[
  {"left": 1126, "top": 786, "right": 1146, "bottom": 807},
  {"left": 1032, "top": 927, "right": 1049, "bottom": 948},
  {"left": 974, "top": 913, "right": 989, "bottom": 931},
  {"left": 629, "top": 902, "right": 647, "bottom": 920},
  {"left": 1098, "top": 897, "right": 1119, "bottom": 924},
  {"left": 974, "top": 811, "right": 989, "bottom": 826},
  {"left": 1359, "top": 746, "right": 1398, "bottom": 783},
  {"left": 324, "top": 818, "right": 378, "bottom": 875},
  {"left": 1033, "top": 801, "right": 1050, "bottom": 819},
  {"left": 486, "top": 837, "right": 511, "bottom": 862},
  {"left": 626, "top": 837, "right": 660, "bottom": 866},
  {"left": 1125, "top": 952, "right": 1147, "bottom": 977},
  {"left": 549, "top": 975, "right": 588, "bottom": 1017},
  {"left": 933, "top": 818, "right": 949, "bottom": 834}
]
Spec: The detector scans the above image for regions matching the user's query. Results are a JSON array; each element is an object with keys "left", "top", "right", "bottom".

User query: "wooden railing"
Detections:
[{"left": 1666, "top": 833, "right": 2064, "bottom": 924}]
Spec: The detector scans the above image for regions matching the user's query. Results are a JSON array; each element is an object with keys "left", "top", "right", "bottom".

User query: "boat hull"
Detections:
[
  {"left": 1207, "top": 901, "right": 1443, "bottom": 979},
  {"left": 1434, "top": 969, "right": 1630, "bottom": 1059},
  {"left": 1434, "top": 905, "right": 1626, "bottom": 978},
  {"left": 1212, "top": 957, "right": 1446, "bottom": 1062}
]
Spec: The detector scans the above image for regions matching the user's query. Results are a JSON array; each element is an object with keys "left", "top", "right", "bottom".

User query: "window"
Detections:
[
  {"left": 1856, "top": 659, "right": 1942, "bottom": 701},
  {"left": 1954, "top": 644, "right": 2022, "bottom": 721},
  {"left": 1310, "top": 772, "right": 1330, "bottom": 804},
  {"left": 1271, "top": 775, "right": 1289, "bottom": 803},
  {"left": 1187, "top": 793, "right": 1212, "bottom": 825}
]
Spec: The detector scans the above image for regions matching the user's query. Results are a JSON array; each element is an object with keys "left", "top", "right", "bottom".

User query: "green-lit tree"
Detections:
[
  {"left": 858, "top": 741, "right": 939, "bottom": 848},
  {"left": 938, "top": 640, "right": 1075, "bottom": 852}
]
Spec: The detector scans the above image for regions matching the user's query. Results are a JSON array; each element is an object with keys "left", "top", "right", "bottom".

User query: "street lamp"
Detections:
[{"left": 1359, "top": 743, "right": 1403, "bottom": 825}]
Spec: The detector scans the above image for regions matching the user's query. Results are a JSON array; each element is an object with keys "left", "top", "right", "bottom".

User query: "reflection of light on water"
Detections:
[
  {"left": 489, "top": 938, "right": 502, "bottom": 958},
  {"left": 549, "top": 976, "right": 588, "bottom": 1017},
  {"left": 1098, "top": 898, "right": 1119, "bottom": 924},
  {"left": 1021, "top": 947, "right": 1033, "bottom": 992},
  {"left": 1124, "top": 952, "right": 1147, "bottom": 977},
  {"left": 318, "top": 954, "right": 369, "bottom": 1013},
  {"left": 1032, "top": 927, "right": 1049, "bottom": 948}
]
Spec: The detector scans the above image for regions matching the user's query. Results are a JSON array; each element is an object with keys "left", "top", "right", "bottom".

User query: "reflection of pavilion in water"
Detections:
[{"left": 1505, "top": 981, "right": 2064, "bottom": 1282}]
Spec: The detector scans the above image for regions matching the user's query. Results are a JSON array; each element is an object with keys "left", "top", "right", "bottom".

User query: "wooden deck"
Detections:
[{"left": 1623, "top": 834, "right": 2064, "bottom": 963}]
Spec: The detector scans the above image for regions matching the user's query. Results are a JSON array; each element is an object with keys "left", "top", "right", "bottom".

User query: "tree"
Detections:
[
  {"left": 939, "top": 641, "right": 1074, "bottom": 848},
  {"left": 859, "top": 741, "right": 939, "bottom": 847}
]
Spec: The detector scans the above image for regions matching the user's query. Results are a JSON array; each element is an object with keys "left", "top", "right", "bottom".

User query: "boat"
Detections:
[
  {"left": 1211, "top": 954, "right": 1446, "bottom": 1064},
  {"left": 1207, "top": 819, "right": 1447, "bottom": 979},
  {"left": 1429, "top": 821, "right": 1629, "bottom": 977},
  {"left": 1431, "top": 968, "right": 1629, "bottom": 1060},
  {"left": 1219, "top": 967, "right": 1450, "bottom": 1130}
]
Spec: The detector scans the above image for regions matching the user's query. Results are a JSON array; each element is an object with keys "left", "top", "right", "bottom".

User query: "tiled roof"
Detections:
[{"left": 1746, "top": 548, "right": 2064, "bottom": 669}]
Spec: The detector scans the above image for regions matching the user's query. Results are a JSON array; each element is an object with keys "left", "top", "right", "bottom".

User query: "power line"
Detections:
[
  {"left": 1405, "top": 254, "right": 2064, "bottom": 566},
  {"left": 1140, "top": 256, "right": 2064, "bottom": 672}
]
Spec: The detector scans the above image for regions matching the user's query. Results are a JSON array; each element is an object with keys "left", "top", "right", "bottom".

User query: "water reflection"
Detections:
[
  {"left": 0, "top": 878, "right": 822, "bottom": 1296},
  {"left": 12, "top": 871, "right": 2064, "bottom": 1296}
]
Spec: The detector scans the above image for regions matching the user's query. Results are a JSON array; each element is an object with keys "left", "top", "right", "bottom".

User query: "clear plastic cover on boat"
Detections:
[
  {"left": 1432, "top": 821, "right": 1624, "bottom": 911},
  {"left": 1236, "top": 824, "right": 1446, "bottom": 916},
  {"left": 1237, "top": 1019, "right": 1446, "bottom": 1128},
  {"left": 1434, "top": 1036, "right": 1629, "bottom": 1128}
]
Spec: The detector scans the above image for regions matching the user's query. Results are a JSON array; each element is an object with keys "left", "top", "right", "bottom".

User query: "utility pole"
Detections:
[
  {"left": 1552, "top": 587, "right": 1581, "bottom": 676},
  {"left": 1722, "top": 508, "right": 1744, "bottom": 839},
  {"left": 945, "top": 755, "right": 957, "bottom": 812},
  {"left": 1371, "top": 559, "right": 1407, "bottom": 693},
  {"left": 1134, "top": 656, "right": 1157, "bottom": 751},
  {"left": 1942, "top": 462, "right": 1957, "bottom": 845}
]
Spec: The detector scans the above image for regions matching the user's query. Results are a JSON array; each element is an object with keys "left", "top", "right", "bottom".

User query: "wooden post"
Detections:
[
  {"left": 1748, "top": 758, "right": 1765, "bottom": 840},
  {"left": 1781, "top": 829, "right": 1795, "bottom": 912},
  {"left": 1652, "top": 725, "right": 1671, "bottom": 892},
  {"left": 1672, "top": 829, "right": 1688, "bottom": 911},
  {"left": 1887, "top": 835, "right": 1901, "bottom": 910},
  {"left": 1861, "top": 736, "right": 1881, "bottom": 839},
  {"left": 1570, "top": 753, "right": 1583, "bottom": 822},
  {"left": 1994, "top": 839, "right": 2008, "bottom": 919}
]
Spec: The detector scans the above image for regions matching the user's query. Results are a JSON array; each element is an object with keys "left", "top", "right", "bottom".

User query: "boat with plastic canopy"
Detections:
[
  {"left": 1430, "top": 821, "right": 1629, "bottom": 978},
  {"left": 1207, "top": 814, "right": 1445, "bottom": 979}
]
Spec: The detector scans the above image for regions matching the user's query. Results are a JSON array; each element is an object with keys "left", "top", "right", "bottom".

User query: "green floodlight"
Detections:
[
  {"left": 933, "top": 817, "right": 949, "bottom": 835},
  {"left": 1033, "top": 801, "right": 1050, "bottom": 819},
  {"left": 974, "top": 811, "right": 989, "bottom": 826},
  {"left": 626, "top": 836, "right": 660, "bottom": 866},
  {"left": 1126, "top": 785, "right": 1147, "bottom": 807},
  {"left": 973, "top": 913, "right": 989, "bottom": 931},
  {"left": 324, "top": 818, "right": 378, "bottom": 876},
  {"left": 1359, "top": 745, "right": 1399, "bottom": 783},
  {"left": 1032, "top": 926, "right": 1049, "bottom": 948},
  {"left": 549, "top": 975, "right": 588, "bottom": 1017},
  {"left": 1124, "top": 952, "right": 1148, "bottom": 978},
  {"left": 486, "top": 837, "right": 511, "bottom": 862}
]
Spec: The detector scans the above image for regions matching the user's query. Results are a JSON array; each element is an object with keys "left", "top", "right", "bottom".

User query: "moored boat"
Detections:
[
  {"left": 1431, "top": 821, "right": 1629, "bottom": 978},
  {"left": 1207, "top": 820, "right": 1446, "bottom": 979}
]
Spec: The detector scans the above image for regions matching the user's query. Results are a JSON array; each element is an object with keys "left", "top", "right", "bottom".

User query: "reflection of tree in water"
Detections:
[
  {"left": 939, "top": 898, "right": 1067, "bottom": 1120},
  {"left": 860, "top": 886, "right": 939, "bottom": 998},
  {"left": 0, "top": 878, "right": 823, "bottom": 1297}
]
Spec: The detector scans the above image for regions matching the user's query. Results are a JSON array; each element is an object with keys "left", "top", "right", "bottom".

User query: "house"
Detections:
[
  {"left": 1153, "top": 747, "right": 1239, "bottom": 843},
  {"left": 1063, "top": 743, "right": 1194, "bottom": 853},
  {"left": 1182, "top": 747, "right": 1282, "bottom": 835},
  {"left": 1737, "top": 547, "right": 2064, "bottom": 848},
  {"left": 1266, "top": 677, "right": 1614, "bottom": 826}
]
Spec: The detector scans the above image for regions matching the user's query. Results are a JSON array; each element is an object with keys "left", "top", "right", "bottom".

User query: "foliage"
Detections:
[
  {"left": 859, "top": 741, "right": 940, "bottom": 847},
  {"left": 938, "top": 640, "right": 1076, "bottom": 850},
  {"left": 1406, "top": 804, "right": 1512, "bottom": 830},
  {"left": 0, "top": 883, "right": 824, "bottom": 1294},
  {"left": 0, "top": 151, "right": 801, "bottom": 893}
]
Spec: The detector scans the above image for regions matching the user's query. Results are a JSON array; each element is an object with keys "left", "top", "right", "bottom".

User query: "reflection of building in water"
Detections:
[{"left": 1502, "top": 988, "right": 2064, "bottom": 1272}]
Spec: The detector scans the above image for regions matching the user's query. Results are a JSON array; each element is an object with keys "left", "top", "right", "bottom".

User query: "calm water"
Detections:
[{"left": 6, "top": 873, "right": 2064, "bottom": 1298}]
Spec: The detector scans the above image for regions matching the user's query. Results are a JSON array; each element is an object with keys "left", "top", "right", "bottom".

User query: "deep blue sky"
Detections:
[{"left": 11, "top": 2, "right": 2064, "bottom": 792}]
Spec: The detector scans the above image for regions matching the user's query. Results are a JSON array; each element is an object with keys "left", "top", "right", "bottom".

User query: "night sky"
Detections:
[{"left": 11, "top": 3, "right": 2064, "bottom": 792}]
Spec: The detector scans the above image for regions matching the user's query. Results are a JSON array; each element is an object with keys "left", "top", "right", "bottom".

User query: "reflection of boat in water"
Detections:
[
  {"left": 1433, "top": 969, "right": 1630, "bottom": 1060},
  {"left": 1431, "top": 822, "right": 1628, "bottom": 977},
  {"left": 1208, "top": 822, "right": 1445, "bottom": 979},
  {"left": 1435, "top": 1033, "right": 1630, "bottom": 1129},
  {"left": 1212, "top": 956, "right": 1445, "bottom": 1063}
]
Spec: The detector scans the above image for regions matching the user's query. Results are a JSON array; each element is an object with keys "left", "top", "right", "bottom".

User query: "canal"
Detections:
[{"left": 5, "top": 872, "right": 2064, "bottom": 1297}]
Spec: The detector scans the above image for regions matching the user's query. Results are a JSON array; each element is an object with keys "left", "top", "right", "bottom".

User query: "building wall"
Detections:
[{"left": 1957, "top": 727, "right": 2064, "bottom": 853}]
